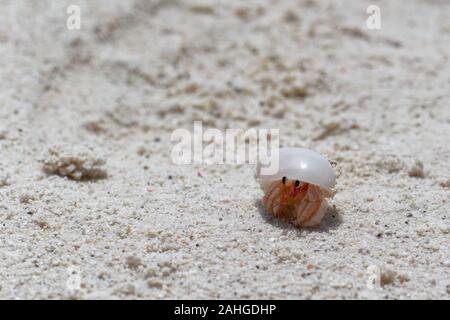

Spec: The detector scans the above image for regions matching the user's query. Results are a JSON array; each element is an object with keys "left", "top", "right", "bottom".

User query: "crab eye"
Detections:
[
  {"left": 282, "top": 176, "right": 287, "bottom": 184},
  {"left": 294, "top": 180, "right": 300, "bottom": 188}
]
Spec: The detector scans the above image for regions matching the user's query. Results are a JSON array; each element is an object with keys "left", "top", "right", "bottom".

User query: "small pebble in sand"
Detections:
[
  {"left": 408, "top": 160, "right": 425, "bottom": 178},
  {"left": 41, "top": 145, "right": 107, "bottom": 181},
  {"left": 283, "top": 11, "right": 299, "bottom": 24},
  {"left": 281, "top": 86, "right": 308, "bottom": 99},
  {"left": 147, "top": 279, "right": 164, "bottom": 289},
  {"left": 126, "top": 256, "right": 143, "bottom": 270},
  {"left": 439, "top": 178, "right": 450, "bottom": 188},
  {"left": 367, "top": 265, "right": 398, "bottom": 287},
  {"left": 115, "top": 284, "right": 135, "bottom": 296},
  {"left": 34, "top": 220, "right": 50, "bottom": 230},
  {"left": 0, "top": 128, "right": 7, "bottom": 140},
  {"left": 0, "top": 173, "right": 10, "bottom": 187}
]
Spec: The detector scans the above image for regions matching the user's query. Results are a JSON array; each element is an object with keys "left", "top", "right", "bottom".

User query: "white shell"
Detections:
[{"left": 257, "top": 148, "right": 335, "bottom": 195}]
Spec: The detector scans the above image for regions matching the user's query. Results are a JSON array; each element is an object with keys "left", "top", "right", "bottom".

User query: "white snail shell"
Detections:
[{"left": 257, "top": 148, "right": 336, "bottom": 227}]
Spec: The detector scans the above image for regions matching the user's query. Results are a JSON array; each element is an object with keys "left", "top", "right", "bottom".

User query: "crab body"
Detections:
[{"left": 257, "top": 148, "right": 335, "bottom": 227}]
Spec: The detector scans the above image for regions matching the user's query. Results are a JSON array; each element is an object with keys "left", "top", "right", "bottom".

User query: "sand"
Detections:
[{"left": 0, "top": 0, "right": 449, "bottom": 299}]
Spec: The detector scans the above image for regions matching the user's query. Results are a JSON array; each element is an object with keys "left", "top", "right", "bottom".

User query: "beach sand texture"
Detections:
[{"left": 0, "top": 0, "right": 449, "bottom": 299}]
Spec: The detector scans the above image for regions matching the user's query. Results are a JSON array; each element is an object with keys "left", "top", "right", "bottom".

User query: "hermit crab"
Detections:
[{"left": 257, "top": 148, "right": 336, "bottom": 227}]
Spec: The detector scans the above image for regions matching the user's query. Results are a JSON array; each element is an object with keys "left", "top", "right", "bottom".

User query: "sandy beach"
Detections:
[{"left": 0, "top": 0, "right": 449, "bottom": 299}]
